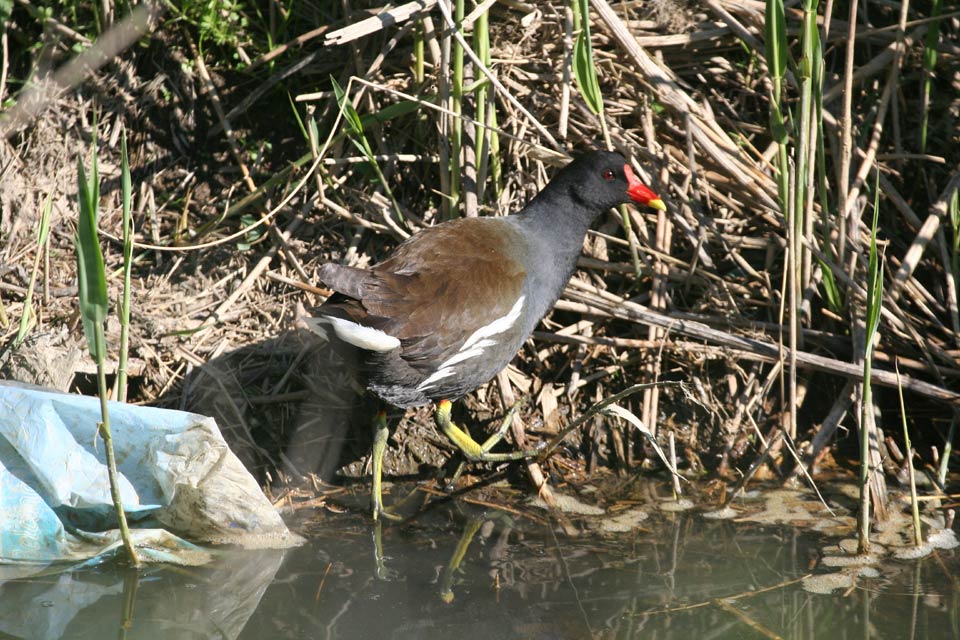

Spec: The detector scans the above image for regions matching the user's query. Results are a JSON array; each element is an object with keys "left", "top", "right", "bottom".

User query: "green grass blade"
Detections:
[
  {"left": 287, "top": 92, "right": 310, "bottom": 143},
  {"left": 74, "top": 119, "right": 140, "bottom": 566},
  {"left": 360, "top": 100, "right": 421, "bottom": 127},
  {"left": 765, "top": 0, "right": 787, "bottom": 95},
  {"left": 308, "top": 114, "right": 320, "bottom": 151},
  {"left": 473, "top": 7, "right": 500, "bottom": 197},
  {"left": 920, "top": 0, "right": 942, "bottom": 153},
  {"left": 894, "top": 360, "right": 923, "bottom": 547},
  {"left": 818, "top": 258, "right": 842, "bottom": 312},
  {"left": 331, "top": 76, "right": 364, "bottom": 138},
  {"left": 331, "top": 76, "right": 405, "bottom": 224},
  {"left": 865, "top": 170, "right": 883, "bottom": 351},
  {"left": 121, "top": 131, "right": 132, "bottom": 271},
  {"left": 76, "top": 152, "right": 108, "bottom": 358},
  {"left": 952, "top": 190, "right": 959, "bottom": 237},
  {"left": 414, "top": 19, "right": 425, "bottom": 84},
  {"left": 449, "top": 0, "right": 464, "bottom": 215},
  {"left": 117, "top": 129, "right": 133, "bottom": 403},
  {"left": 768, "top": 101, "right": 788, "bottom": 145},
  {"left": 938, "top": 415, "right": 955, "bottom": 487},
  {"left": 574, "top": 32, "right": 602, "bottom": 116},
  {"left": 573, "top": 0, "right": 603, "bottom": 116},
  {"left": 764, "top": 0, "right": 789, "bottom": 212},
  {"left": 14, "top": 194, "right": 52, "bottom": 347},
  {"left": 858, "top": 168, "right": 883, "bottom": 554},
  {"left": 474, "top": 7, "right": 490, "bottom": 198},
  {"left": 951, "top": 191, "right": 959, "bottom": 292}
]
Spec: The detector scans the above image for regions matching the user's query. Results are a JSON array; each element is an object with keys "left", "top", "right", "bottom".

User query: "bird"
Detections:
[{"left": 308, "top": 149, "right": 665, "bottom": 520}]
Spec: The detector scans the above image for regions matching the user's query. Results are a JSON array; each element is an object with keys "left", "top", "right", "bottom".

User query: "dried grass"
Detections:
[{"left": 1, "top": 0, "right": 958, "bottom": 494}]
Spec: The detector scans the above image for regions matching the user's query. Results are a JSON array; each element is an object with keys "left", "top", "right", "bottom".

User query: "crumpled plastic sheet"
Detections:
[{"left": 0, "top": 381, "right": 302, "bottom": 567}]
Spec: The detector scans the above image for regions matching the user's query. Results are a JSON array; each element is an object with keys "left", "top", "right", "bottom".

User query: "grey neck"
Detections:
[
  {"left": 509, "top": 192, "right": 604, "bottom": 318},
  {"left": 513, "top": 188, "right": 600, "bottom": 260}
]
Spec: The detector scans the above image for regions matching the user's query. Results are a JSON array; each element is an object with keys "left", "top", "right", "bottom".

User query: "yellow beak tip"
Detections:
[{"left": 648, "top": 198, "right": 667, "bottom": 211}]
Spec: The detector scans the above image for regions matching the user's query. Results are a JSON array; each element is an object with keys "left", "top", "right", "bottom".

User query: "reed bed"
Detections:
[{"left": 0, "top": 0, "right": 958, "bottom": 521}]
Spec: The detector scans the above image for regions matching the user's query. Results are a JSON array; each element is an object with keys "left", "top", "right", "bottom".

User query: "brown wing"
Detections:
[{"left": 357, "top": 218, "right": 526, "bottom": 373}]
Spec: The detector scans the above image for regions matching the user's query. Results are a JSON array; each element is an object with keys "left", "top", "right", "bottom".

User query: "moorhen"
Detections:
[{"left": 309, "top": 150, "right": 665, "bottom": 519}]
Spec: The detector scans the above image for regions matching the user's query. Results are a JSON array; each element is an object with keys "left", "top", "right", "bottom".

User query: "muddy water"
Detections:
[{"left": 1, "top": 487, "right": 958, "bottom": 639}]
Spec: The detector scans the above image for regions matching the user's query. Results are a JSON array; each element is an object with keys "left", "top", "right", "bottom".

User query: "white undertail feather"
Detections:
[
  {"left": 305, "top": 316, "right": 401, "bottom": 352},
  {"left": 417, "top": 295, "right": 526, "bottom": 391}
]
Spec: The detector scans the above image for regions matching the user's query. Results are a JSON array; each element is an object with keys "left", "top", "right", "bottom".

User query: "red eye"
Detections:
[{"left": 602, "top": 169, "right": 615, "bottom": 180}]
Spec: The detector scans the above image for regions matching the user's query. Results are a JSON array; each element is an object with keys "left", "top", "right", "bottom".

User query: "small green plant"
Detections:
[
  {"left": 857, "top": 169, "right": 883, "bottom": 555},
  {"left": 414, "top": 20, "right": 425, "bottom": 85},
  {"left": 572, "top": 0, "right": 604, "bottom": 124},
  {"left": 331, "top": 77, "right": 404, "bottom": 225},
  {"left": 764, "top": 0, "right": 824, "bottom": 441},
  {"left": 115, "top": 130, "right": 134, "bottom": 403},
  {"left": 941, "top": 192, "right": 959, "bottom": 487},
  {"left": 939, "top": 415, "right": 955, "bottom": 488},
  {"left": 76, "top": 123, "right": 140, "bottom": 567},
  {"left": 449, "top": 0, "right": 465, "bottom": 215},
  {"left": 572, "top": 0, "right": 640, "bottom": 277},
  {"left": 14, "top": 194, "right": 51, "bottom": 347},
  {"left": 951, "top": 190, "right": 959, "bottom": 335},
  {"left": 764, "top": 0, "right": 788, "bottom": 208},
  {"left": 190, "top": 0, "right": 250, "bottom": 49},
  {"left": 894, "top": 360, "right": 922, "bottom": 548},
  {"left": 920, "top": 0, "right": 943, "bottom": 153},
  {"left": 473, "top": 5, "right": 501, "bottom": 199}
]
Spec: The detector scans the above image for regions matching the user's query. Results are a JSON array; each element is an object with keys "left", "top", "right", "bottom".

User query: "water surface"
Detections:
[{"left": 2, "top": 486, "right": 957, "bottom": 639}]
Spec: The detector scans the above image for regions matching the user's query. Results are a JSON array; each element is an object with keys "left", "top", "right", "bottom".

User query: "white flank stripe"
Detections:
[
  {"left": 461, "top": 296, "right": 525, "bottom": 350},
  {"left": 417, "top": 295, "right": 525, "bottom": 392},
  {"left": 308, "top": 316, "right": 400, "bottom": 352},
  {"left": 417, "top": 367, "right": 456, "bottom": 390},
  {"left": 439, "top": 346, "right": 486, "bottom": 369}
]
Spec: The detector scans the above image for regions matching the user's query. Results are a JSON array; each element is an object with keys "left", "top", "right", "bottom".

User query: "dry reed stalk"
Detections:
[
  {"left": 4, "top": 0, "right": 959, "bottom": 496},
  {"left": 558, "top": 285, "right": 960, "bottom": 406}
]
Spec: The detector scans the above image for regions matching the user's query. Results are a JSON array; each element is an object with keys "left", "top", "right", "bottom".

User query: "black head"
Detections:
[{"left": 550, "top": 150, "right": 664, "bottom": 212}]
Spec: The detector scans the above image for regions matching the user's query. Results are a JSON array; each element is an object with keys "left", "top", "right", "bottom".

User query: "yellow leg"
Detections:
[
  {"left": 434, "top": 399, "right": 542, "bottom": 463},
  {"left": 371, "top": 411, "right": 402, "bottom": 521}
]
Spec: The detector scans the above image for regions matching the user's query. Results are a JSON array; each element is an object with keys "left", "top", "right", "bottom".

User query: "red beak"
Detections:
[{"left": 624, "top": 164, "right": 666, "bottom": 210}]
